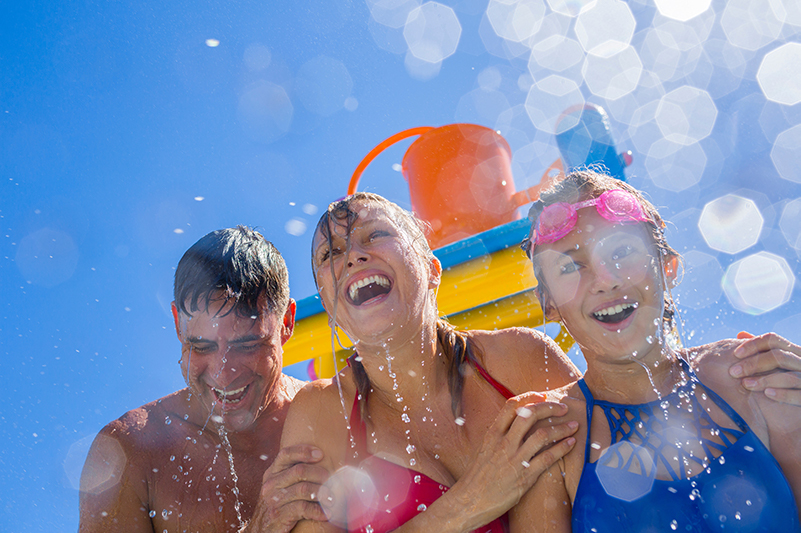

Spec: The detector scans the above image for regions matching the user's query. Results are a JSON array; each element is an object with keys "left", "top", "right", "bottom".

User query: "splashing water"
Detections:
[{"left": 217, "top": 422, "right": 244, "bottom": 531}]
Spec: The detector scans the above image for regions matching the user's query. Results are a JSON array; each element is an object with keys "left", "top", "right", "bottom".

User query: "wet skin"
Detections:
[
  {"left": 509, "top": 209, "right": 801, "bottom": 531},
  {"left": 79, "top": 298, "right": 303, "bottom": 533},
  {"left": 284, "top": 199, "right": 580, "bottom": 533}
]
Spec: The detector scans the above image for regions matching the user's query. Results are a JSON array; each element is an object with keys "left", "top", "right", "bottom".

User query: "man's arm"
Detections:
[
  {"left": 729, "top": 332, "right": 801, "bottom": 405},
  {"left": 241, "top": 444, "right": 329, "bottom": 533},
  {"left": 79, "top": 423, "right": 153, "bottom": 533}
]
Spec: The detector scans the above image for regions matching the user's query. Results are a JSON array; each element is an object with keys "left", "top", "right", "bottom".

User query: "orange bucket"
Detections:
[{"left": 349, "top": 124, "right": 561, "bottom": 249}]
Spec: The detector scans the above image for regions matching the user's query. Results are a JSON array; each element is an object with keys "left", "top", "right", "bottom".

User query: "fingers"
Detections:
[
  {"left": 519, "top": 421, "right": 578, "bottom": 466},
  {"left": 269, "top": 444, "right": 324, "bottom": 474},
  {"left": 505, "top": 401, "right": 569, "bottom": 447},
  {"left": 266, "top": 462, "right": 330, "bottom": 493},
  {"left": 742, "top": 371, "right": 801, "bottom": 405},
  {"left": 733, "top": 333, "right": 800, "bottom": 362},
  {"left": 520, "top": 432, "right": 577, "bottom": 484},
  {"left": 277, "top": 498, "right": 329, "bottom": 523},
  {"left": 730, "top": 334, "right": 801, "bottom": 379},
  {"left": 484, "top": 393, "right": 550, "bottom": 440},
  {"left": 761, "top": 387, "right": 801, "bottom": 406}
]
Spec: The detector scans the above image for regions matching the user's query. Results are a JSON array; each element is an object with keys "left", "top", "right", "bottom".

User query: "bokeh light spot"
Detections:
[
  {"left": 721, "top": 0, "right": 783, "bottom": 51},
  {"left": 243, "top": 44, "right": 271, "bottom": 71},
  {"left": 675, "top": 250, "right": 724, "bottom": 309},
  {"left": 403, "top": 2, "right": 461, "bottom": 63},
  {"left": 722, "top": 251, "right": 795, "bottom": 314},
  {"left": 16, "top": 228, "right": 79, "bottom": 288},
  {"left": 655, "top": 86, "right": 717, "bottom": 145},
  {"left": 771, "top": 124, "right": 801, "bottom": 184},
  {"left": 487, "top": 0, "right": 546, "bottom": 43},
  {"left": 699, "top": 195, "right": 763, "bottom": 254},
  {"left": 546, "top": 0, "right": 596, "bottom": 17},
  {"left": 645, "top": 139, "right": 706, "bottom": 192},
  {"left": 525, "top": 75, "right": 584, "bottom": 133},
  {"left": 654, "top": 0, "right": 711, "bottom": 22},
  {"left": 295, "top": 56, "right": 353, "bottom": 117},
  {"left": 779, "top": 198, "right": 801, "bottom": 250},
  {"left": 596, "top": 442, "right": 656, "bottom": 501},
  {"left": 237, "top": 81, "right": 293, "bottom": 143},
  {"left": 581, "top": 45, "right": 642, "bottom": 100},
  {"left": 76, "top": 434, "right": 126, "bottom": 495},
  {"left": 757, "top": 43, "right": 801, "bottom": 106},
  {"left": 529, "top": 35, "right": 585, "bottom": 75},
  {"left": 368, "top": 0, "right": 422, "bottom": 28},
  {"left": 285, "top": 218, "right": 307, "bottom": 236},
  {"left": 574, "top": 0, "right": 635, "bottom": 57}
]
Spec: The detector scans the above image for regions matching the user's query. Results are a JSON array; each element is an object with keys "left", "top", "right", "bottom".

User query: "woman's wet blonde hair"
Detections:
[{"left": 312, "top": 192, "right": 485, "bottom": 420}]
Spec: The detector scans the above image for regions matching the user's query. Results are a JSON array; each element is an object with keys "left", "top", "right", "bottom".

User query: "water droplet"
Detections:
[
  {"left": 165, "top": 416, "right": 171, "bottom": 425},
  {"left": 406, "top": 444, "right": 416, "bottom": 454},
  {"left": 149, "top": 510, "right": 156, "bottom": 518},
  {"left": 409, "top": 458, "right": 416, "bottom": 466},
  {"left": 646, "top": 336, "right": 654, "bottom": 344},
  {"left": 454, "top": 417, "right": 465, "bottom": 426},
  {"left": 414, "top": 475, "right": 421, "bottom": 483},
  {"left": 170, "top": 455, "right": 175, "bottom": 461},
  {"left": 670, "top": 520, "right": 678, "bottom": 530},
  {"left": 366, "top": 526, "right": 374, "bottom": 533},
  {"left": 735, "top": 512, "right": 741, "bottom": 520},
  {"left": 162, "top": 509, "right": 169, "bottom": 520},
  {"left": 417, "top": 504, "right": 427, "bottom": 511},
  {"left": 401, "top": 413, "right": 410, "bottom": 423}
]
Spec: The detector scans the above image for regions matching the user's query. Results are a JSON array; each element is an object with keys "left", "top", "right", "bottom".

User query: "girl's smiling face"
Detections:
[
  {"left": 312, "top": 199, "right": 440, "bottom": 345},
  {"left": 536, "top": 208, "right": 672, "bottom": 364}
]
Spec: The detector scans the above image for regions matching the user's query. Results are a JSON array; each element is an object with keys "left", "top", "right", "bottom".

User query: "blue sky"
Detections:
[{"left": 2, "top": 0, "right": 800, "bottom": 530}]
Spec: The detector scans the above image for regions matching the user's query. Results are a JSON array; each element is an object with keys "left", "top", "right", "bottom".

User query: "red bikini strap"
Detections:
[{"left": 470, "top": 357, "right": 515, "bottom": 399}]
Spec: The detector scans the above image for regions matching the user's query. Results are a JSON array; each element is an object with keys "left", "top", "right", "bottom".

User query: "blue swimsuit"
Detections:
[{"left": 572, "top": 361, "right": 800, "bottom": 532}]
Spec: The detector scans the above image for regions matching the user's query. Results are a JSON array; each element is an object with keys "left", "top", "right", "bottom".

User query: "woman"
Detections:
[
  {"left": 280, "top": 192, "right": 581, "bottom": 532},
  {"left": 512, "top": 170, "right": 801, "bottom": 532}
]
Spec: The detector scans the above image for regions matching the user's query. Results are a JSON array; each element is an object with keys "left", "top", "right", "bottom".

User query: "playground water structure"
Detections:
[{"left": 282, "top": 107, "right": 631, "bottom": 378}]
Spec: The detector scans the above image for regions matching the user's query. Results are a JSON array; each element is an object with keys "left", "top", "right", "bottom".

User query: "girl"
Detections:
[{"left": 514, "top": 170, "right": 801, "bottom": 532}]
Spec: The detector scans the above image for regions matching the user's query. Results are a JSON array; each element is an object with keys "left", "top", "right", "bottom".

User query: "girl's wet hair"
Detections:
[
  {"left": 312, "top": 192, "right": 484, "bottom": 420},
  {"left": 523, "top": 169, "right": 680, "bottom": 327}
]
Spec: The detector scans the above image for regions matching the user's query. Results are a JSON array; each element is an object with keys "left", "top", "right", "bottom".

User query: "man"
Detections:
[{"left": 79, "top": 227, "right": 328, "bottom": 533}]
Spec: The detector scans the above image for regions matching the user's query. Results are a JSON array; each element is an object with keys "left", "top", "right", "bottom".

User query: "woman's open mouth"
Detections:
[
  {"left": 348, "top": 275, "right": 392, "bottom": 306},
  {"left": 592, "top": 302, "right": 638, "bottom": 324}
]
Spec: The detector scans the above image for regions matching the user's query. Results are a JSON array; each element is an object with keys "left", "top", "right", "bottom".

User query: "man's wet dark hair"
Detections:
[{"left": 174, "top": 226, "right": 289, "bottom": 318}]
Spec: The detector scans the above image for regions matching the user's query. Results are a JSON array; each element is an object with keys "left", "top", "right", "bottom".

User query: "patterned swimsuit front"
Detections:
[{"left": 571, "top": 360, "right": 800, "bottom": 532}]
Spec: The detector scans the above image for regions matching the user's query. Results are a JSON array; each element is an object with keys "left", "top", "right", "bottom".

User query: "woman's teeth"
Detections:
[
  {"left": 593, "top": 302, "right": 638, "bottom": 323},
  {"left": 348, "top": 275, "right": 390, "bottom": 302}
]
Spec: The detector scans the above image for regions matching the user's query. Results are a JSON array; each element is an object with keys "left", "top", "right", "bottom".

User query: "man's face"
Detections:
[{"left": 172, "top": 295, "right": 295, "bottom": 433}]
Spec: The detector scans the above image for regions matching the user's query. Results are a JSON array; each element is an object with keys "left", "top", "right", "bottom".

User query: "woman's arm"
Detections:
[
  {"left": 275, "top": 381, "right": 350, "bottom": 533},
  {"left": 390, "top": 394, "right": 578, "bottom": 533},
  {"left": 508, "top": 461, "right": 572, "bottom": 533}
]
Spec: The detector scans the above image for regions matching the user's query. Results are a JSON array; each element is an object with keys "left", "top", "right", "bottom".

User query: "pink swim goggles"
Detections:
[{"left": 525, "top": 189, "right": 651, "bottom": 252}]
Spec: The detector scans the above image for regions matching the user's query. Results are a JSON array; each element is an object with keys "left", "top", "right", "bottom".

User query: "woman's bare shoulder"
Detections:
[
  {"left": 469, "top": 327, "right": 581, "bottom": 394},
  {"left": 281, "top": 372, "right": 355, "bottom": 467}
]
